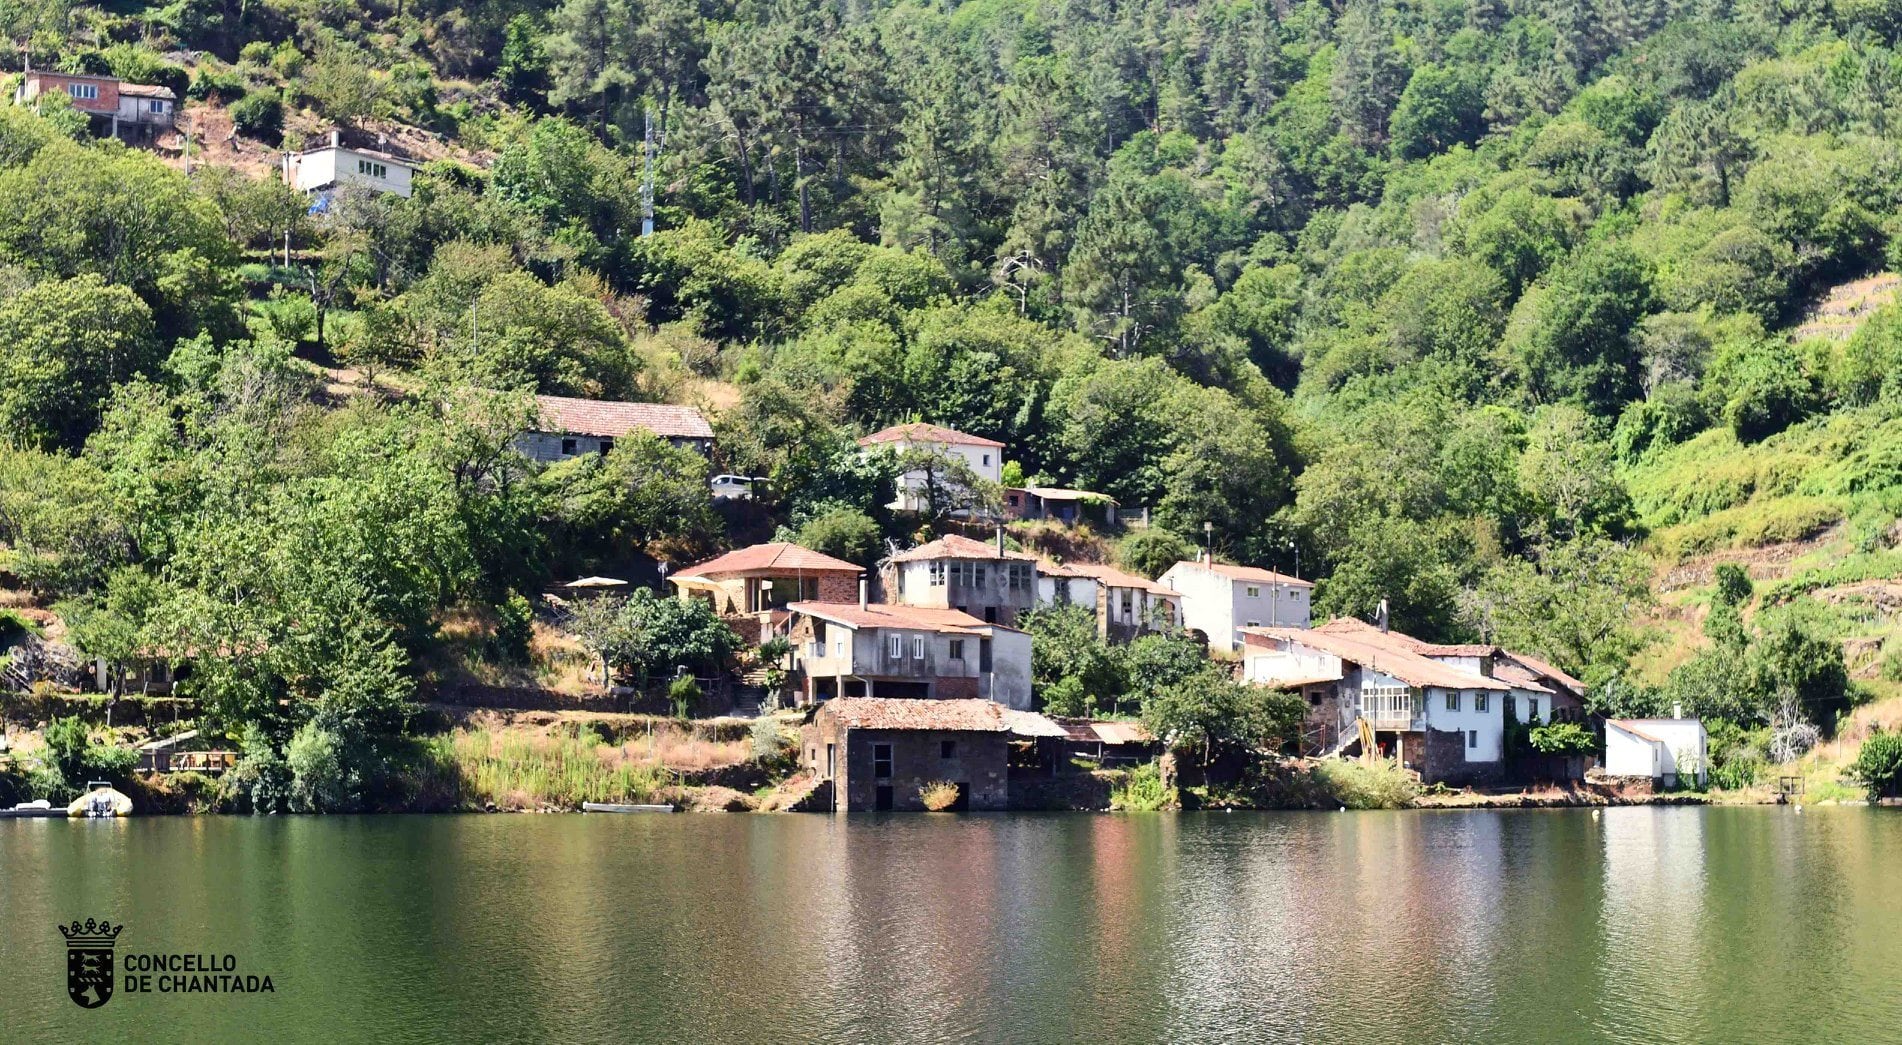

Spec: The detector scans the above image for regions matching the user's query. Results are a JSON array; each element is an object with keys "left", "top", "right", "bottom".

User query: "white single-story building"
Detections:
[
  {"left": 1606, "top": 718, "right": 1708, "bottom": 787},
  {"left": 515, "top": 395, "right": 714, "bottom": 460},
  {"left": 283, "top": 132, "right": 420, "bottom": 199}
]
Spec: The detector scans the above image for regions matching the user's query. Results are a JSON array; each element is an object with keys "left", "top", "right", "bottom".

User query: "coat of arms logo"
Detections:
[{"left": 59, "top": 918, "right": 121, "bottom": 1009}]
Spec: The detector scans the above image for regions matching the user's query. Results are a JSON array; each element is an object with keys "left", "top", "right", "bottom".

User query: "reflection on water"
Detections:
[{"left": 5, "top": 808, "right": 1901, "bottom": 1043}]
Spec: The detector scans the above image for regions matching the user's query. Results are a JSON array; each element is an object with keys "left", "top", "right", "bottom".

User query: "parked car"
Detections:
[{"left": 711, "top": 474, "right": 755, "bottom": 499}]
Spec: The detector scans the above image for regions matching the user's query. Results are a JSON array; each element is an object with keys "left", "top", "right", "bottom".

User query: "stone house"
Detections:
[
  {"left": 15, "top": 70, "right": 175, "bottom": 145},
  {"left": 784, "top": 601, "right": 1034, "bottom": 709},
  {"left": 514, "top": 395, "right": 714, "bottom": 461},
  {"left": 882, "top": 533, "right": 1039, "bottom": 625},
  {"left": 1037, "top": 561, "right": 1182, "bottom": 643},
  {"left": 857, "top": 422, "right": 1003, "bottom": 514},
  {"left": 800, "top": 697, "right": 1013, "bottom": 811},
  {"left": 1159, "top": 557, "right": 1314, "bottom": 651}
]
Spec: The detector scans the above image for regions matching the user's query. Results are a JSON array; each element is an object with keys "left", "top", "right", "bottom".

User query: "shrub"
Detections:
[
  {"left": 918, "top": 780, "right": 960, "bottom": 811},
  {"left": 286, "top": 722, "right": 353, "bottom": 813},
  {"left": 1851, "top": 730, "right": 1902, "bottom": 800},
  {"left": 1117, "top": 528, "right": 1193, "bottom": 579},
  {"left": 40, "top": 715, "right": 135, "bottom": 794},
  {"left": 494, "top": 592, "right": 533, "bottom": 664},
  {"left": 668, "top": 676, "right": 701, "bottom": 719},
  {"left": 187, "top": 68, "right": 247, "bottom": 103},
  {"left": 748, "top": 714, "right": 789, "bottom": 763},
  {"left": 229, "top": 723, "right": 292, "bottom": 814},
  {"left": 1529, "top": 721, "right": 1596, "bottom": 756},
  {"left": 1311, "top": 758, "right": 1420, "bottom": 809},
  {"left": 1110, "top": 761, "right": 1175, "bottom": 811},
  {"left": 230, "top": 93, "right": 284, "bottom": 143}
]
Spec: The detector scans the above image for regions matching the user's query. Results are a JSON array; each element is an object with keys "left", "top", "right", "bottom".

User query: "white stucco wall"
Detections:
[
  {"left": 286, "top": 147, "right": 416, "bottom": 198},
  {"left": 1159, "top": 563, "right": 1237, "bottom": 650},
  {"left": 883, "top": 437, "right": 1002, "bottom": 511},
  {"left": 1606, "top": 720, "right": 1708, "bottom": 783},
  {"left": 1420, "top": 685, "right": 1504, "bottom": 763}
]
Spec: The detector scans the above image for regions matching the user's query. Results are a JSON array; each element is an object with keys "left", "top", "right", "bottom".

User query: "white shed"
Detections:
[{"left": 1606, "top": 718, "right": 1708, "bottom": 786}]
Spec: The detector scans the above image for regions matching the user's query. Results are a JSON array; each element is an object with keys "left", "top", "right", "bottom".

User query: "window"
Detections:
[
  {"left": 559, "top": 437, "right": 578, "bottom": 456},
  {"left": 1008, "top": 563, "right": 1032, "bottom": 591},
  {"left": 1527, "top": 698, "right": 1540, "bottom": 722},
  {"left": 1119, "top": 589, "right": 1134, "bottom": 615},
  {"left": 1467, "top": 730, "right": 1477, "bottom": 749},
  {"left": 928, "top": 561, "right": 946, "bottom": 586},
  {"left": 1245, "top": 620, "right": 1260, "bottom": 627},
  {"left": 67, "top": 83, "right": 98, "bottom": 100},
  {"left": 941, "top": 740, "right": 956, "bottom": 759},
  {"left": 1475, "top": 693, "right": 1489, "bottom": 713},
  {"left": 825, "top": 744, "right": 836, "bottom": 779},
  {"left": 834, "top": 641, "right": 844, "bottom": 658},
  {"left": 873, "top": 743, "right": 893, "bottom": 779},
  {"left": 974, "top": 564, "right": 987, "bottom": 588},
  {"left": 598, "top": 437, "right": 614, "bottom": 456},
  {"left": 948, "top": 639, "right": 965, "bottom": 660},
  {"left": 1245, "top": 585, "right": 1261, "bottom": 598},
  {"left": 1446, "top": 691, "right": 1461, "bottom": 712},
  {"left": 357, "top": 159, "right": 389, "bottom": 179},
  {"left": 887, "top": 635, "right": 902, "bottom": 659},
  {"left": 912, "top": 636, "right": 925, "bottom": 660},
  {"left": 981, "top": 453, "right": 991, "bottom": 467},
  {"left": 1508, "top": 696, "right": 1517, "bottom": 718}
]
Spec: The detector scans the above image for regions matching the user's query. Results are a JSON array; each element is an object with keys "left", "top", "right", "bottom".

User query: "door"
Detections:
[
  {"left": 979, "top": 639, "right": 993, "bottom": 672},
  {"left": 874, "top": 786, "right": 894, "bottom": 811}
]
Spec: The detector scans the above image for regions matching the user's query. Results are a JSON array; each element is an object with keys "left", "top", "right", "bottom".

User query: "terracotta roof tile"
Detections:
[
  {"left": 1241, "top": 625, "right": 1511, "bottom": 691},
  {"left": 788, "top": 601, "right": 1014, "bottom": 634},
  {"left": 673, "top": 542, "right": 862, "bottom": 579},
  {"left": 1057, "top": 561, "right": 1178, "bottom": 597},
  {"left": 823, "top": 697, "right": 1009, "bottom": 732},
  {"left": 1315, "top": 618, "right": 1496, "bottom": 656},
  {"left": 890, "top": 533, "right": 1037, "bottom": 562},
  {"left": 1501, "top": 650, "right": 1586, "bottom": 697},
  {"left": 856, "top": 422, "right": 1004, "bottom": 449},
  {"left": 534, "top": 395, "right": 713, "bottom": 441},
  {"left": 1170, "top": 560, "right": 1315, "bottom": 588}
]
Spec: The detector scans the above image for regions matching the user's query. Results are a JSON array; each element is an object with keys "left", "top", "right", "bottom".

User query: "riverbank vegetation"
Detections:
[{"left": 5, "top": 0, "right": 1902, "bottom": 806}]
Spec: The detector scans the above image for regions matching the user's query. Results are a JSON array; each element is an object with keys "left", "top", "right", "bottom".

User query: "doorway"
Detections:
[{"left": 874, "top": 785, "right": 893, "bottom": 811}]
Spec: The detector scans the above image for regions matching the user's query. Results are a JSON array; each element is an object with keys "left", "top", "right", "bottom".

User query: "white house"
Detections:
[
  {"left": 1037, "top": 560, "right": 1181, "bottom": 642},
  {"left": 1158, "top": 557, "right": 1313, "bottom": 651},
  {"left": 857, "top": 422, "right": 1004, "bottom": 513},
  {"left": 1240, "top": 621, "right": 1515, "bottom": 785},
  {"left": 283, "top": 132, "right": 419, "bottom": 199},
  {"left": 784, "top": 601, "right": 1034, "bottom": 710},
  {"left": 1606, "top": 718, "right": 1708, "bottom": 787},
  {"left": 514, "top": 395, "right": 714, "bottom": 460}
]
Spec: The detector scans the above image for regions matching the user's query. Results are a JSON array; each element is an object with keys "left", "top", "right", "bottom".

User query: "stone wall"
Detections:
[
  {"left": 804, "top": 716, "right": 1009, "bottom": 811},
  {"left": 1422, "top": 726, "right": 1504, "bottom": 787}
]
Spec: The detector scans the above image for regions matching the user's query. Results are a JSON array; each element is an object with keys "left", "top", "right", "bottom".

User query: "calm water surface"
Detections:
[{"left": 4, "top": 807, "right": 1899, "bottom": 1043}]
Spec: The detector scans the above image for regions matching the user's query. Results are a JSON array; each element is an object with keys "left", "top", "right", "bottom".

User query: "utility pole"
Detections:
[{"left": 640, "top": 104, "right": 656, "bottom": 238}]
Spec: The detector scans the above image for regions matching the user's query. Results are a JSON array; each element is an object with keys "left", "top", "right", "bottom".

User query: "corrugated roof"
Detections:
[
  {"left": 788, "top": 601, "right": 1007, "bottom": 635},
  {"left": 1170, "top": 560, "right": 1315, "bottom": 588},
  {"left": 823, "top": 697, "right": 1009, "bottom": 732},
  {"left": 534, "top": 395, "right": 713, "bottom": 441},
  {"left": 1001, "top": 708, "right": 1071, "bottom": 738},
  {"left": 673, "top": 542, "right": 862, "bottom": 579},
  {"left": 1091, "top": 721, "right": 1154, "bottom": 745},
  {"left": 1241, "top": 626, "right": 1511, "bottom": 691},
  {"left": 890, "top": 533, "right": 1037, "bottom": 563},
  {"left": 1019, "top": 486, "right": 1118, "bottom": 505},
  {"left": 1608, "top": 719, "right": 1667, "bottom": 744},
  {"left": 857, "top": 422, "right": 1004, "bottom": 448}
]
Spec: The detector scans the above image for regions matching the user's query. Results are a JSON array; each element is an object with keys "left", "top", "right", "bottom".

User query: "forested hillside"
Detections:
[{"left": 4, "top": 0, "right": 1902, "bottom": 791}]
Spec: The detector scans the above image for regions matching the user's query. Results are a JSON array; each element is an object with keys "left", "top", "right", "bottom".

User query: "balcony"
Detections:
[{"left": 1356, "top": 688, "right": 1422, "bottom": 731}]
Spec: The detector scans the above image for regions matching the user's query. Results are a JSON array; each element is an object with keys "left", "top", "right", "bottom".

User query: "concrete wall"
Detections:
[
  {"left": 888, "top": 558, "right": 1038, "bottom": 624},
  {"left": 284, "top": 147, "right": 416, "bottom": 198},
  {"left": 804, "top": 713, "right": 1010, "bottom": 811},
  {"left": 980, "top": 627, "right": 1033, "bottom": 710},
  {"left": 1160, "top": 563, "right": 1237, "bottom": 649},
  {"left": 1227, "top": 578, "right": 1311, "bottom": 635},
  {"left": 1606, "top": 720, "right": 1707, "bottom": 785},
  {"left": 1422, "top": 726, "right": 1503, "bottom": 786}
]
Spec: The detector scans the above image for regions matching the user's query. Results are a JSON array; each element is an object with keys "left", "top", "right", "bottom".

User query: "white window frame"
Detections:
[
  {"left": 67, "top": 83, "right": 98, "bottom": 100},
  {"left": 887, "top": 635, "right": 902, "bottom": 659},
  {"left": 948, "top": 639, "right": 964, "bottom": 661},
  {"left": 1475, "top": 693, "right": 1489, "bottom": 713},
  {"left": 1527, "top": 698, "right": 1540, "bottom": 722},
  {"left": 1446, "top": 691, "right": 1461, "bottom": 712},
  {"left": 1245, "top": 585, "right": 1260, "bottom": 598},
  {"left": 911, "top": 636, "right": 925, "bottom": 660}
]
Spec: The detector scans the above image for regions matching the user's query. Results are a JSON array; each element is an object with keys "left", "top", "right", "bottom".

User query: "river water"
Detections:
[{"left": 3, "top": 807, "right": 1898, "bottom": 1043}]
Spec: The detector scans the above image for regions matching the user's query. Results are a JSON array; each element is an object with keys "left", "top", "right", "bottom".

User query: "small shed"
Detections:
[
  {"left": 801, "top": 697, "right": 1012, "bottom": 811},
  {"left": 1605, "top": 718, "right": 1708, "bottom": 787}
]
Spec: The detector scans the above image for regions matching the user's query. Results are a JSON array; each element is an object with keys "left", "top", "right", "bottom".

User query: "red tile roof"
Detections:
[
  {"left": 857, "top": 422, "right": 1004, "bottom": 449},
  {"left": 534, "top": 395, "right": 713, "bottom": 441},
  {"left": 1608, "top": 719, "right": 1667, "bottom": 744},
  {"left": 1316, "top": 618, "right": 1496, "bottom": 657},
  {"left": 1057, "top": 561, "right": 1178, "bottom": 597},
  {"left": 1241, "top": 625, "right": 1511, "bottom": 691},
  {"left": 1500, "top": 650, "right": 1586, "bottom": 697},
  {"left": 788, "top": 601, "right": 1014, "bottom": 635},
  {"left": 1171, "top": 560, "right": 1315, "bottom": 588},
  {"left": 890, "top": 533, "right": 1037, "bottom": 562},
  {"left": 822, "top": 697, "right": 1009, "bottom": 732},
  {"left": 673, "top": 542, "right": 863, "bottom": 579}
]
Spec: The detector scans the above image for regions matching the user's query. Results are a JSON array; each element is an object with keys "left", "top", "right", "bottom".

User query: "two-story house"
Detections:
[
  {"left": 857, "top": 422, "right": 1003, "bottom": 514},
  {"left": 1158, "top": 557, "right": 1314, "bottom": 651},
  {"left": 785, "top": 601, "right": 1033, "bottom": 709},
  {"left": 1037, "top": 561, "right": 1182, "bottom": 642},
  {"left": 283, "top": 132, "right": 421, "bottom": 199},
  {"left": 1239, "top": 620, "right": 1520, "bottom": 786},
  {"left": 514, "top": 395, "right": 714, "bottom": 460},
  {"left": 881, "top": 533, "right": 1039, "bottom": 625},
  {"left": 15, "top": 71, "right": 175, "bottom": 145}
]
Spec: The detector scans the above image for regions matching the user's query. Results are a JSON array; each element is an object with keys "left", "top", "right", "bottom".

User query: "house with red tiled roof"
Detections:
[
  {"left": 1239, "top": 620, "right": 1521, "bottom": 786},
  {"left": 669, "top": 543, "right": 864, "bottom": 642},
  {"left": 1037, "top": 560, "right": 1182, "bottom": 643},
  {"left": 800, "top": 697, "right": 1016, "bottom": 811},
  {"left": 15, "top": 70, "right": 175, "bottom": 146},
  {"left": 515, "top": 394, "right": 714, "bottom": 461},
  {"left": 857, "top": 422, "right": 1004, "bottom": 513},
  {"left": 1158, "top": 556, "right": 1314, "bottom": 651},
  {"left": 783, "top": 600, "right": 1033, "bottom": 709},
  {"left": 881, "top": 533, "right": 1040, "bottom": 626},
  {"left": 1313, "top": 618, "right": 1587, "bottom": 723}
]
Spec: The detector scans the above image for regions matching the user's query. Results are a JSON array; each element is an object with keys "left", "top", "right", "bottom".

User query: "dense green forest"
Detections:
[{"left": 3, "top": 0, "right": 1902, "bottom": 796}]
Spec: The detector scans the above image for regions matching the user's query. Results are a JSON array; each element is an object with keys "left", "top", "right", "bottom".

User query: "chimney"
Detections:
[
  {"left": 995, "top": 524, "right": 1005, "bottom": 558},
  {"left": 858, "top": 576, "right": 868, "bottom": 611},
  {"left": 1672, "top": 702, "right": 1682, "bottom": 720},
  {"left": 1376, "top": 598, "right": 1390, "bottom": 633},
  {"left": 330, "top": 129, "right": 340, "bottom": 148}
]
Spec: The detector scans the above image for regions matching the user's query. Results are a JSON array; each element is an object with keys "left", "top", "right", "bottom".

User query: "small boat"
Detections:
[
  {"left": 67, "top": 786, "right": 133, "bottom": 818},
  {"left": 581, "top": 802, "right": 675, "bottom": 814}
]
